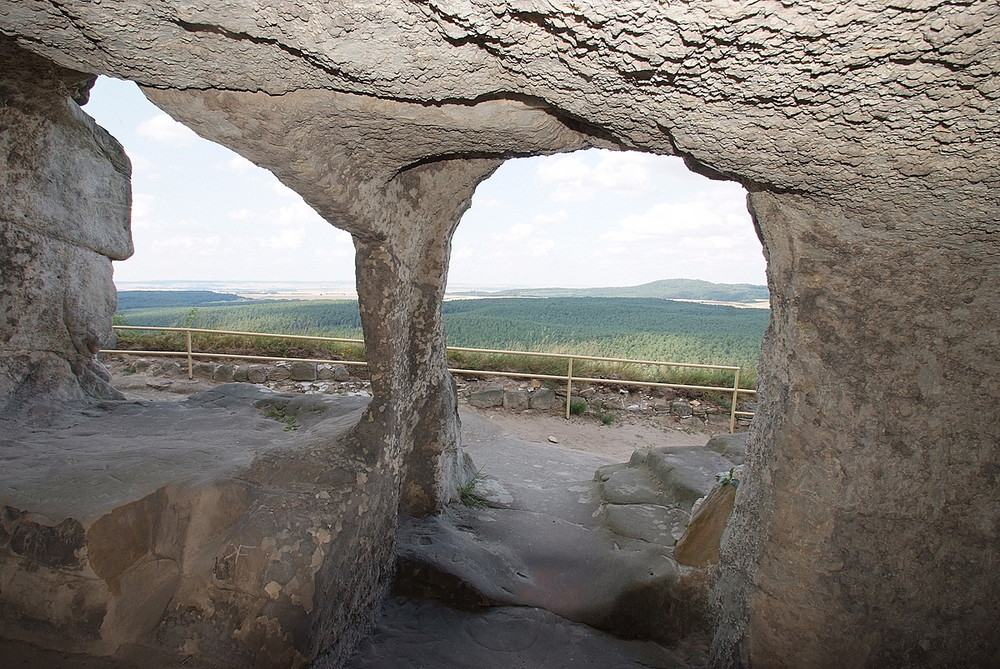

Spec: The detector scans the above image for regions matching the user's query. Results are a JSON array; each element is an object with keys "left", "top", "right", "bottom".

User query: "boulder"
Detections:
[
  {"left": 670, "top": 401, "right": 693, "bottom": 418},
  {"left": 502, "top": 389, "right": 528, "bottom": 410},
  {"left": 152, "top": 361, "right": 182, "bottom": 377},
  {"left": 243, "top": 365, "right": 268, "bottom": 384},
  {"left": 704, "top": 432, "right": 749, "bottom": 465},
  {"left": 213, "top": 363, "right": 236, "bottom": 383},
  {"left": 130, "top": 358, "right": 153, "bottom": 374},
  {"left": 268, "top": 363, "right": 291, "bottom": 381},
  {"left": 317, "top": 363, "right": 350, "bottom": 381},
  {"left": 192, "top": 361, "right": 216, "bottom": 380},
  {"left": 0, "top": 387, "right": 395, "bottom": 668},
  {"left": 0, "top": 43, "right": 130, "bottom": 413},
  {"left": 596, "top": 445, "right": 736, "bottom": 511},
  {"left": 289, "top": 361, "right": 317, "bottom": 382},
  {"left": 469, "top": 388, "right": 504, "bottom": 409},
  {"left": 396, "top": 412, "right": 713, "bottom": 645},
  {"left": 528, "top": 388, "right": 557, "bottom": 410}
]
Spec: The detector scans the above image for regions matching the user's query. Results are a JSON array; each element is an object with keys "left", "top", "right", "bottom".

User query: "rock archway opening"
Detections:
[
  {"left": 2, "top": 4, "right": 997, "bottom": 662},
  {"left": 451, "top": 148, "right": 765, "bottom": 293},
  {"left": 85, "top": 77, "right": 359, "bottom": 293}
]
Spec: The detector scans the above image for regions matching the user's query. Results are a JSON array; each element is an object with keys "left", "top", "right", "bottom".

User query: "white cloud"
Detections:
[
  {"left": 531, "top": 210, "right": 569, "bottom": 225},
  {"left": 536, "top": 149, "right": 665, "bottom": 202},
  {"left": 526, "top": 237, "right": 556, "bottom": 257},
  {"left": 610, "top": 201, "right": 711, "bottom": 241},
  {"left": 150, "top": 235, "right": 221, "bottom": 253},
  {"left": 261, "top": 228, "right": 306, "bottom": 250},
  {"left": 506, "top": 223, "right": 536, "bottom": 241},
  {"left": 130, "top": 193, "right": 157, "bottom": 230},
  {"left": 135, "top": 114, "right": 200, "bottom": 146},
  {"left": 311, "top": 243, "right": 355, "bottom": 259},
  {"left": 604, "top": 193, "right": 752, "bottom": 243},
  {"left": 270, "top": 180, "right": 299, "bottom": 198},
  {"left": 537, "top": 153, "right": 591, "bottom": 182},
  {"left": 276, "top": 200, "right": 325, "bottom": 227},
  {"left": 591, "top": 191, "right": 764, "bottom": 284},
  {"left": 473, "top": 196, "right": 500, "bottom": 208},
  {"left": 128, "top": 153, "right": 159, "bottom": 179},
  {"left": 227, "top": 208, "right": 254, "bottom": 221}
]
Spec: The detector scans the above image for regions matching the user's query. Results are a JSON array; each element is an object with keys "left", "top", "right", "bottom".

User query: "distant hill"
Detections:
[
  {"left": 117, "top": 290, "right": 245, "bottom": 310},
  {"left": 451, "top": 279, "right": 769, "bottom": 303}
]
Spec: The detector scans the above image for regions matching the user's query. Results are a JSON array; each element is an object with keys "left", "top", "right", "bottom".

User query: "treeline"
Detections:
[
  {"left": 116, "top": 297, "right": 767, "bottom": 372},
  {"left": 117, "top": 290, "right": 245, "bottom": 310},
  {"left": 118, "top": 300, "right": 364, "bottom": 338},
  {"left": 455, "top": 278, "right": 769, "bottom": 303}
]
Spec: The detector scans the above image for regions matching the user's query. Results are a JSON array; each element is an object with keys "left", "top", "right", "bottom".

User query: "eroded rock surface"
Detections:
[
  {"left": 0, "top": 386, "right": 393, "bottom": 668},
  {"left": 0, "top": 39, "right": 131, "bottom": 413},
  {"left": 394, "top": 413, "right": 732, "bottom": 646},
  {"left": 1, "top": 2, "right": 999, "bottom": 666}
]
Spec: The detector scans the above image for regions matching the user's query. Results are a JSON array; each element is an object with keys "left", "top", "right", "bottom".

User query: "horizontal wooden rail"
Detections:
[{"left": 102, "top": 325, "right": 756, "bottom": 432}]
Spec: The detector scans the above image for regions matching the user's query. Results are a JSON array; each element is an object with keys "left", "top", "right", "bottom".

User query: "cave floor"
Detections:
[
  {"left": 1, "top": 372, "right": 717, "bottom": 668},
  {"left": 342, "top": 411, "right": 712, "bottom": 669}
]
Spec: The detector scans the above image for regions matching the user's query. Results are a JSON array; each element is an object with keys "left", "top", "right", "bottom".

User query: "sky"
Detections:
[{"left": 84, "top": 77, "right": 766, "bottom": 290}]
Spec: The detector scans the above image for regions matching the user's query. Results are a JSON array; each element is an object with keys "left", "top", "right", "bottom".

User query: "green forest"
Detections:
[
  {"left": 117, "top": 290, "right": 246, "bottom": 310},
  {"left": 116, "top": 294, "right": 769, "bottom": 384}
]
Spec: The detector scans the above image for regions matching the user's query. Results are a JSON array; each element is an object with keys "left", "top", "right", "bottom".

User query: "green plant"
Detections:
[
  {"left": 458, "top": 470, "right": 490, "bottom": 508},
  {"left": 716, "top": 467, "right": 740, "bottom": 486},
  {"left": 263, "top": 407, "right": 298, "bottom": 431},
  {"left": 600, "top": 413, "right": 616, "bottom": 426},
  {"left": 569, "top": 400, "right": 588, "bottom": 415}
]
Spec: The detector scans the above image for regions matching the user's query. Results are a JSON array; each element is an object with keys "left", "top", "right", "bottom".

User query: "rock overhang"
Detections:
[
  {"left": 1, "top": 2, "right": 999, "bottom": 667},
  {"left": 4, "top": 1, "right": 995, "bottom": 214}
]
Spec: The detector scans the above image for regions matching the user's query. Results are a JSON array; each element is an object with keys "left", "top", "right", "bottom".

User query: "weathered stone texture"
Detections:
[
  {"left": 715, "top": 192, "right": 1000, "bottom": 667},
  {"left": 0, "top": 39, "right": 131, "bottom": 412},
  {"left": 1, "top": 1, "right": 998, "bottom": 667},
  {"left": 0, "top": 388, "right": 393, "bottom": 668}
]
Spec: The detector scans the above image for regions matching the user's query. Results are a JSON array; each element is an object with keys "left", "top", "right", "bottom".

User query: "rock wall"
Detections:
[
  {"left": 0, "top": 39, "right": 132, "bottom": 413},
  {"left": 714, "top": 191, "right": 1000, "bottom": 667},
  {"left": 0, "top": 388, "right": 395, "bottom": 668},
  {"left": 1, "top": 2, "right": 999, "bottom": 667}
]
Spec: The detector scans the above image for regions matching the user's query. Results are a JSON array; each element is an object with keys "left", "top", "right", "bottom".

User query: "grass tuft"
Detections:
[{"left": 457, "top": 470, "right": 491, "bottom": 508}]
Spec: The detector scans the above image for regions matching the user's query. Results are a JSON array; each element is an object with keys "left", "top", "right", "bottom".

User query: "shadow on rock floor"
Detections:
[
  {"left": 347, "top": 597, "right": 697, "bottom": 669},
  {"left": 344, "top": 411, "right": 746, "bottom": 668}
]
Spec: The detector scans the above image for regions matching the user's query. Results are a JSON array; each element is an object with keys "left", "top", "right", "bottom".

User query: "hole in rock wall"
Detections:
[
  {"left": 450, "top": 150, "right": 769, "bottom": 385},
  {"left": 85, "top": 76, "right": 768, "bottom": 385},
  {"left": 85, "top": 77, "right": 358, "bottom": 299},
  {"left": 452, "top": 150, "right": 764, "bottom": 293}
]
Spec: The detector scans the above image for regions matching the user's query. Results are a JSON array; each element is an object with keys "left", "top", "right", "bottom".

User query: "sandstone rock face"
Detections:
[
  {"left": 0, "top": 39, "right": 132, "bottom": 414},
  {"left": 397, "top": 414, "right": 721, "bottom": 646},
  {"left": 674, "top": 482, "right": 739, "bottom": 568},
  {"left": 0, "top": 387, "right": 392, "bottom": 668},
  {"left": 2, "top": 3, "right": 999, "bottom": 667}
]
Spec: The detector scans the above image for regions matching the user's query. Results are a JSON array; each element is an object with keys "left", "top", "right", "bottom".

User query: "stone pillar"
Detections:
[
  {"left": 713, "top": 192, "right": 1000, "bottom": 667},
  {"left": 140, "top": 86, "right": 588, "bottom": 517},
  {"left": 0, "top": 39, "right": 132, "bottom": 414},
  {"left": 350, "top": 159, "right": 501, "bottom": 516}
]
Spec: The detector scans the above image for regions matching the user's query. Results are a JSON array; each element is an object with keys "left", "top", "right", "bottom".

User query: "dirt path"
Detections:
[{"left": 465, "top": 408, "right": 715, "bottom": 462}]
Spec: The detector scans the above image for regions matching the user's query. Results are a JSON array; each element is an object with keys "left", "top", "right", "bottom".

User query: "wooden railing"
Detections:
[{"left": 101, "top": 326, "right": 756, "bottom": 432}]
